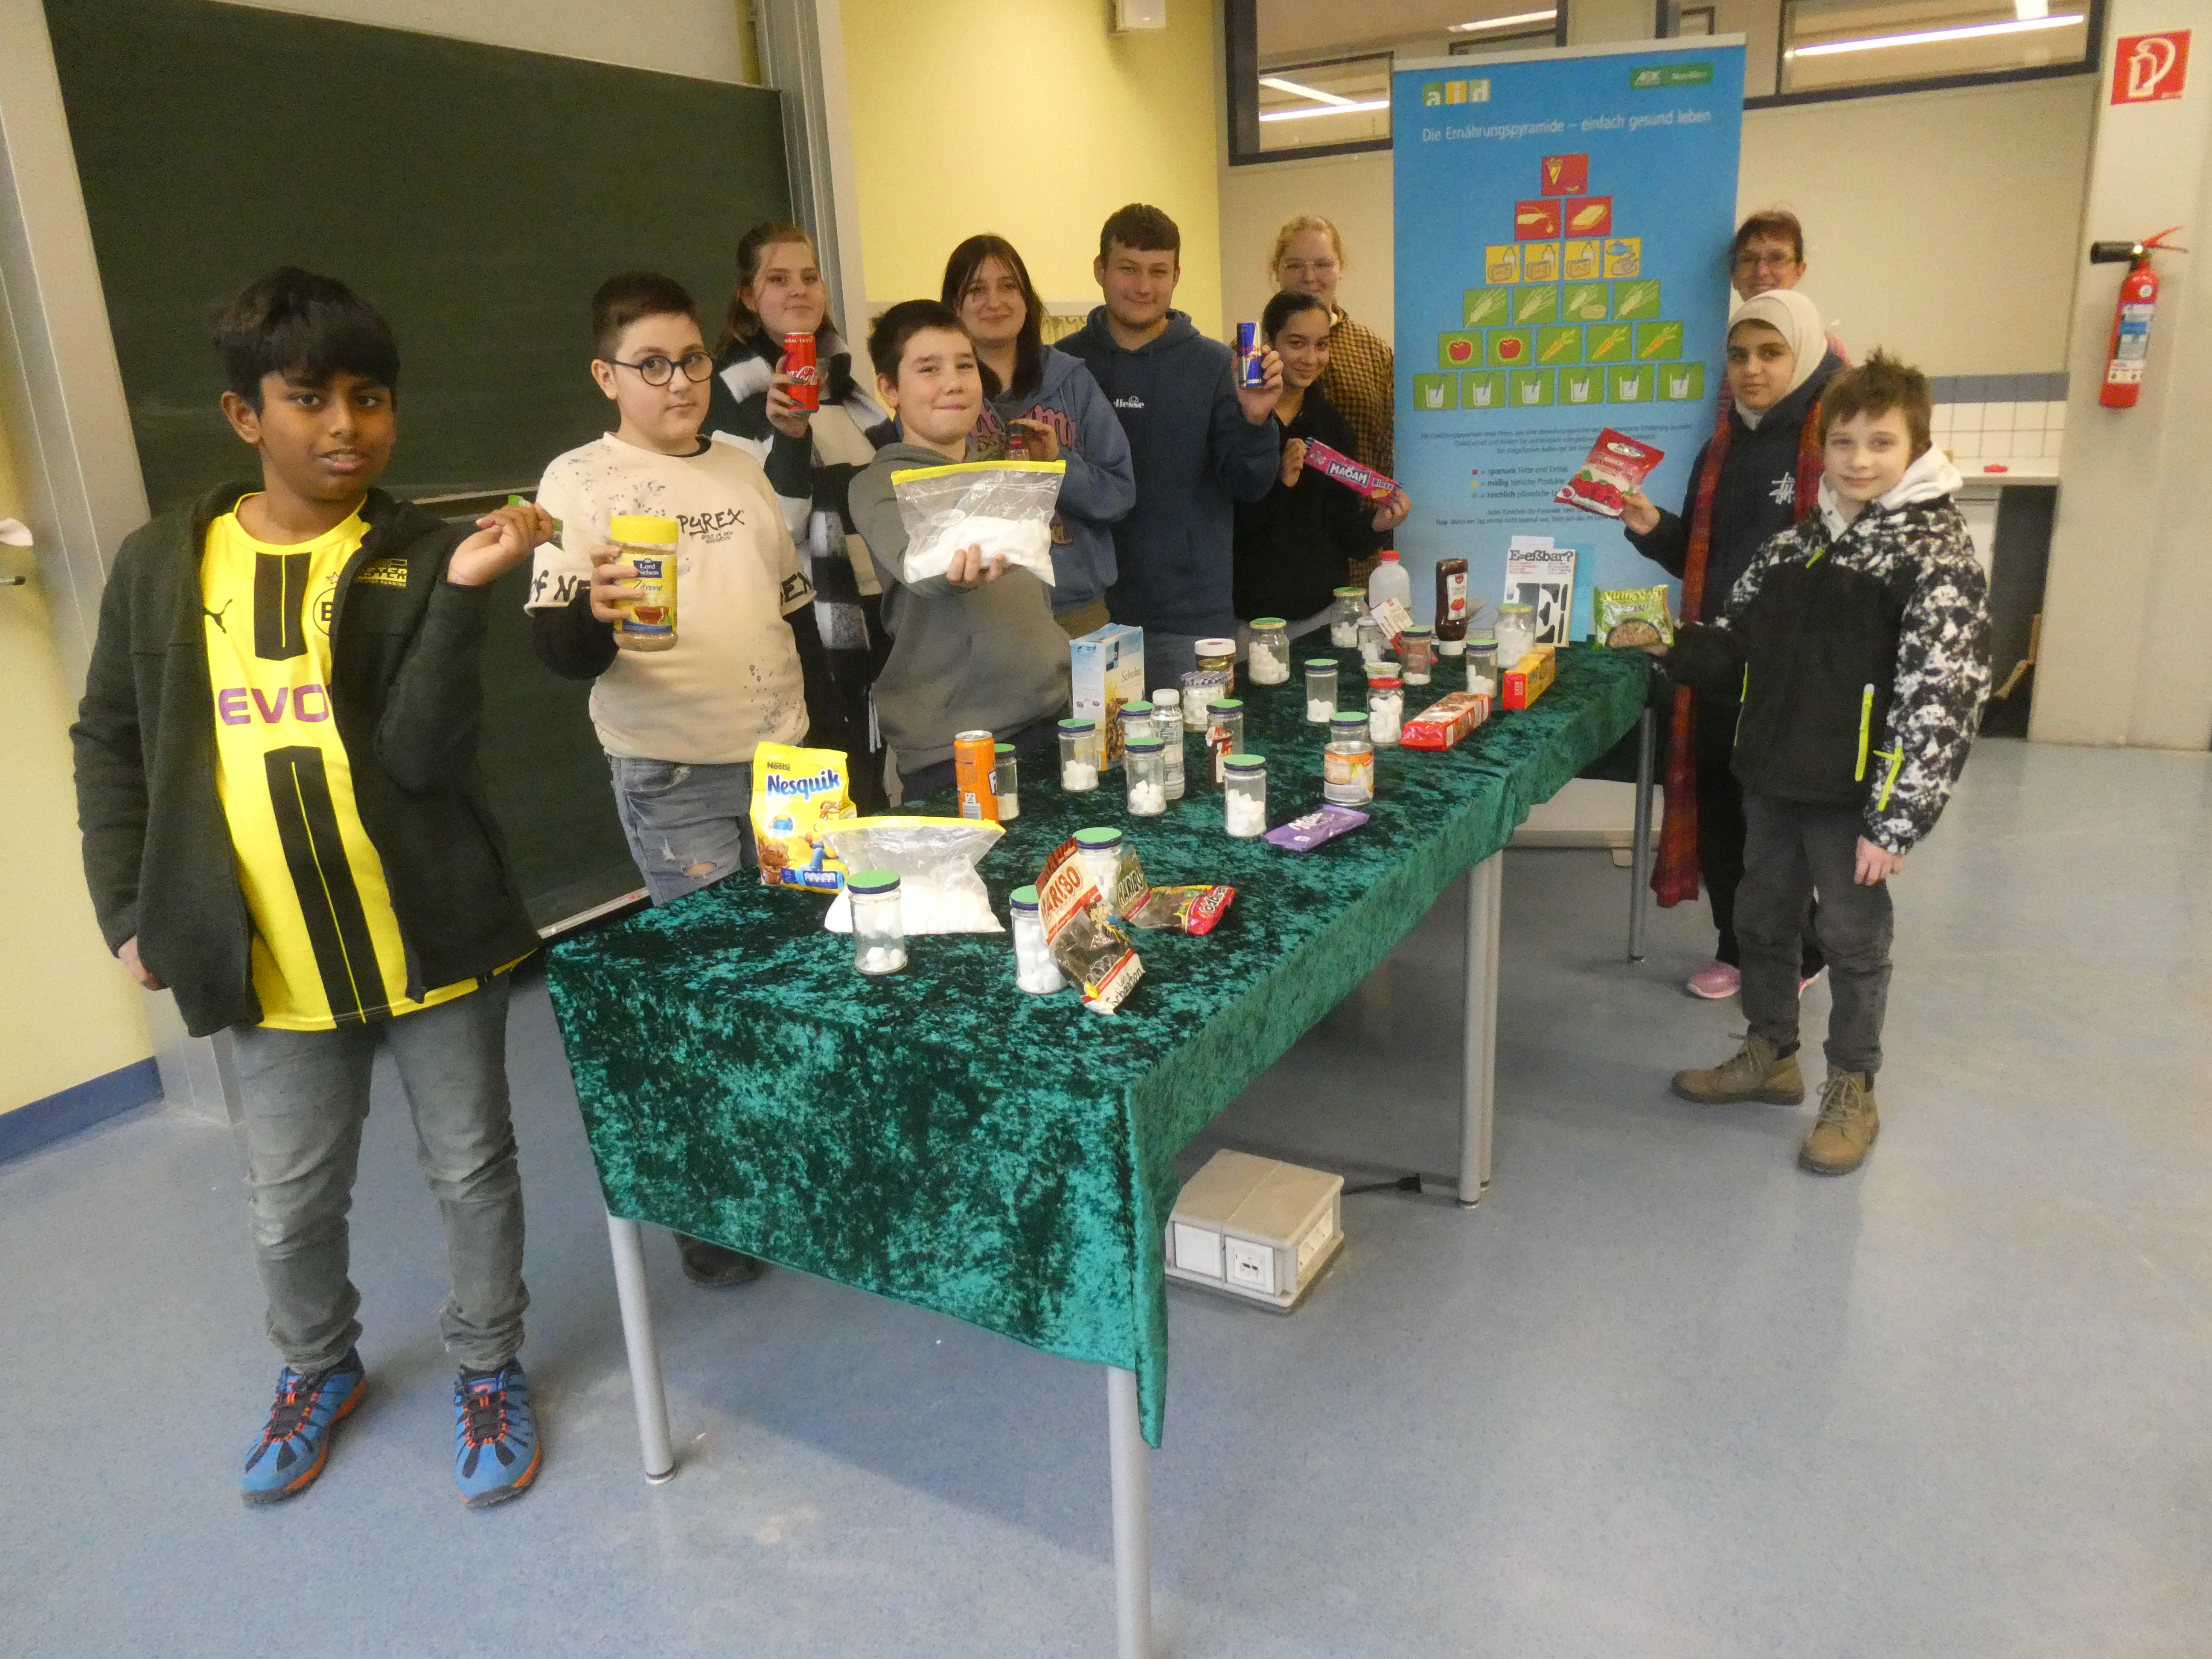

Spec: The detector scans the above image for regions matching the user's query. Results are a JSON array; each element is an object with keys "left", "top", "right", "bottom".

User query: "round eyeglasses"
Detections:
[{"left": 608, "top": 349, "right": 715, "bottom": 387}]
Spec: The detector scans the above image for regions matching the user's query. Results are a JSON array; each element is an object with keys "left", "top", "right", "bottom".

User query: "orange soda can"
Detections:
[
  {"left": 954, "top": 730, "right": 999, "bottom": 821},
  {"left": 782, "top": 331, "right": 821, "bottom": 410}
]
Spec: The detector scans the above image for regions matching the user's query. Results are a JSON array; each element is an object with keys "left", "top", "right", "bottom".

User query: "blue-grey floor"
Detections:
[{"left": 4, "top": 737, "right": 2207, "bottom": 1658}]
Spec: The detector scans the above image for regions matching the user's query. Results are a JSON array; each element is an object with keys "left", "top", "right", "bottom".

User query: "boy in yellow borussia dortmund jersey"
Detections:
[{"left": 72, "top": 269, "right": 550, "bottom": 1508}]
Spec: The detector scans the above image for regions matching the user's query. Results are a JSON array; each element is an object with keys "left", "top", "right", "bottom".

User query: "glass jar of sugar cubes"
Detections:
[
  {"left": 1330, "top": 587, "right": 1365, "bottom": 648},
  {"left": 1009, "top": 885, "right": 1064, "bottom": 995},
  {"left": 1246, "top": 618, "right": 1290, "bottom": 685},
  {"left": 848, "top": 870, "right": 907, "bottom": 975},
  {"left": 1058, "top": 718, "right": 1100, "bottom": 792},
  {"left": 1124, "top": 735, "right": 1167, "bottom": 816},
  {"left": 1304, "top": 659, "right": 1338, "bottom": 723},
  {"left": 1224, "top": 755, "right": 1267, "bottom": 838}
]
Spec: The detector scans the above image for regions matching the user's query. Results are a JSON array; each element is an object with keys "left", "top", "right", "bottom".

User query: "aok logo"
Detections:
[{"left": 218, "top": 684, "right": 332, "bottom": 725}]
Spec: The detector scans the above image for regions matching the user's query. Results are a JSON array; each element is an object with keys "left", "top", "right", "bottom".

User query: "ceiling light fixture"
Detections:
[
  {"left": 1258, "top": 74, "right": 1356, "bottom": 105},
  {"left": 1257, "top": 97, "right": 1393, "bottom": 122},
  {"left": 1448, "top": 9, "right": 1558, "bottom": 32},
  {"left": 1789, "top": 12, "right": 2081, "bottom": 56}
]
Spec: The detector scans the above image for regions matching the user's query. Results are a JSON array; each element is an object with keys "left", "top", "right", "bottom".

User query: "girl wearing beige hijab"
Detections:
[{"left": 1621, "top": 288, "right": 1842, "bottom": 1001}]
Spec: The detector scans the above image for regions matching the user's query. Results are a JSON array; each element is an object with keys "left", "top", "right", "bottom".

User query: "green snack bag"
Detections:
[{"left": 1592, "top": 584, "right": 1675, "bottom": 648}]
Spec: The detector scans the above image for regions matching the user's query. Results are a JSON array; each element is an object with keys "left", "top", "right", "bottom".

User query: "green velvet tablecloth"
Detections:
[{"left": 545, "top": 645, "right": 1649, "bottom": 1444}]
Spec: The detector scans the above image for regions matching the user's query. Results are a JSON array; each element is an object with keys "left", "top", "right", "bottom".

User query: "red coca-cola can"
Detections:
[{"left": 782, "top": 331, "right": 820, "bottom": 410}]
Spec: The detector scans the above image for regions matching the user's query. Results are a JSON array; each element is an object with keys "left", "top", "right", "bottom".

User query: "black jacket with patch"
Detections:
[
  {"left": 1664, "top": 449, "right": 1991, "bottom": 855},
  {"left": 70, "top": 483, "right": 539, "bottom": 1037}
]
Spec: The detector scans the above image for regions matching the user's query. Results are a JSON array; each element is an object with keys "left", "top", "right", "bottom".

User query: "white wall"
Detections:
[
  {"left": 211, "top": 0, "right": 755, "bottom": 82},
  {"left": 1220, "top": 73, "right": 2096, "bottom": 378},
  {"left": 1738, "top": 76, "right": 2096, "bottom": 372},
  {"left": 1220, "top": 148, "right": 1395, "bottom": 344}
]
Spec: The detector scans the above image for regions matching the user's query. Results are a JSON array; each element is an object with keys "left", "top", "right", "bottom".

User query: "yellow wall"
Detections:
[
  {"left": 0, "top": 400, "right": 154, "bottom": 1115},
  {"left": 840, "top": 0, "right": 1224, "bottom": 335}
]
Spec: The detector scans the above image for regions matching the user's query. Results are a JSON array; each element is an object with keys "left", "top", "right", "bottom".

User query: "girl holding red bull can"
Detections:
[{"left": 703, "top": 221, "right": 899, "bottom": 817}]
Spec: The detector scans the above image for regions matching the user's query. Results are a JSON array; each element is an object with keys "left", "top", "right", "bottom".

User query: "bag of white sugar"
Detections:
[{"left": 890, "top": 459, "right": 1064, "bottom": 587}]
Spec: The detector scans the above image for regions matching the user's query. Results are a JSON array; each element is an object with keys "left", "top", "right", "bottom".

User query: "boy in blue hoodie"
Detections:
[{"left": 1057, "top": 204, "right": 1284, "bottom": 690}]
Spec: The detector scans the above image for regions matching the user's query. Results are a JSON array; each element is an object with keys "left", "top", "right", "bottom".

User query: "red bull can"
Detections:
[
  {"left": 1235, "top": 321, "right": 1267, "bottom": 389},
  {"left": 783, "top": 331, "right": 821, "bottom": 410}
]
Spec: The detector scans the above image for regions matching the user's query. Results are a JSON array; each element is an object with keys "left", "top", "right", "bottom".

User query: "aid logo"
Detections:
[{"left": 218, "top": 684, "right": 332, "bottom": 725}]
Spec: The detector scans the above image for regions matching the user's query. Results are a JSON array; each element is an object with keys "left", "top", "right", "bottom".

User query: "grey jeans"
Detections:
[
  {"left": 1738, "top": 794, "right": 1895, "bottom": 1078},
  {"left": 230, "top": 975, "right": 527, "bottom": 1375},
  {"left": 609, "top": 756, "right": 757, "bottom": 906}
]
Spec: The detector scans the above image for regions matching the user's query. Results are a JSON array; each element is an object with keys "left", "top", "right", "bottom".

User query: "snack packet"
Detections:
[
  {"left": 1100, "top": 843, "right": 1237, "bottom": 935},
  {"left": 1263, "top": 806, "right": 1368, "bottom": 853},
  {"left": 751, "top": 743, "right": 856, "bottom": 891},
  {"left": 891, "top": 459, "right": 1065, "bottom": 587},
  {"left": 821, "top": 817, "right": 1004, "bottom": 934},
  {"left": 1401, "top": 690, "right": 1492, "bottom": 751},
  {"left": 1299, "top": 438, "right": 1399, "bottom": 502},
  {"left": 1037, "top": 839, "right": 1144, "bottom": 1015},
  {"left": 1554, "top": 428, "right": 1665, "bottom": 519},
  {"left": 1592, "top": 584, "right": 1675, "bottom": 648}
]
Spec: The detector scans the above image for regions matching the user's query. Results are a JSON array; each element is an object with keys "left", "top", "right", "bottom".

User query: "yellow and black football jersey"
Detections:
[{"left": 201, "top": 503, "right": 480, "bottom": 1030}]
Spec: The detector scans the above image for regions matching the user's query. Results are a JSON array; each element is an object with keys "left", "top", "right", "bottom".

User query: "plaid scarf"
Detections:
[{"left": 1652, "top": 395, "right": 1826, "bottom": 905}]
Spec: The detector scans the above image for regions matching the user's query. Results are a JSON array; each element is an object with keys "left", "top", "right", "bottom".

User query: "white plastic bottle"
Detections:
[{"left": 1366, "top": 549, "right": 1412, "bottom": 619}]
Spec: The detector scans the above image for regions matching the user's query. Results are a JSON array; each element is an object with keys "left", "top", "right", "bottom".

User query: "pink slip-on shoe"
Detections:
[{"left": 1685, "top": 960, "right": 1741, "bottom": 999}]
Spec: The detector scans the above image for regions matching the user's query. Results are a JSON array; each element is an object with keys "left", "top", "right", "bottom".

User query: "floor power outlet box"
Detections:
[{"left": 1164, "top": 1150, "right": 1344, "bottom": 1313}]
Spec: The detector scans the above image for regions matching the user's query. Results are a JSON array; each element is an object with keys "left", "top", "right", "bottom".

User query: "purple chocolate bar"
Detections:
[{"left": 1263, "top": 805, "right": 1369, "bottom": 852}]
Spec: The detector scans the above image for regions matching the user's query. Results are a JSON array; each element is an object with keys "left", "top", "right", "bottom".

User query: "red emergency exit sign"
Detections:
[{"left": 2113, "top": 31, "right": 2190, "bottom": 103}]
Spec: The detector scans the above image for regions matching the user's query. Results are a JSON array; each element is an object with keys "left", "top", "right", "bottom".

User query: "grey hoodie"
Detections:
[{"left": 847, "top": 441, "right": 1072, "bottom": 770}]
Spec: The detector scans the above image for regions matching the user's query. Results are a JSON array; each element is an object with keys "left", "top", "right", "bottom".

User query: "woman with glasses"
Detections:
[
  {"left": 703, "top": 221, "right": 898, "bottom": 814},
  {"left": 1269, "top": 214, "right": 1394, "bottom": 488}
]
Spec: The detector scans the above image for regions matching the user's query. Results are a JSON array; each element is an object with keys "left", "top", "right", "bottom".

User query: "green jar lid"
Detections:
[
  {"left": 1207, "top": 697, "right": 1243, "bottom": 713},
  {"left": 1010, "top": 885, "right": 1040, "bottom": 911},
  {"left": 1125, "top": 735, "right": 1163, "bottom": 752},
  {"left": 1304, "top": 658, "right": 1338, "bottom": 671},
  {"left": 1074, "top": 827, "right": 1124, "bottom": 849},
  {"left": 994, "top": 742, "right": 1015, "bottom": 756},
  {"left": 1251, "top": 616, "right": 1287, "bottom": 629},
  {"left": 1121, "top": 699, "right": 1154, "bottom": 718},
  {"left": 1223, "top": 754, "right": 1266, "bottom": 774},
  {"left": 847, "top": 869, "right": 900, "bottom": 895},
  {"left": 1058, "top": 717, "right": 1096, "bottom": 733}
]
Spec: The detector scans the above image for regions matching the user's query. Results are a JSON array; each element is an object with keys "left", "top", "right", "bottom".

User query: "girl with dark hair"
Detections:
[
  {"left": 846, "top": 301, "right": 1070, "bottom": 802},
  {"left": 1231, "top": 289, "right": 1409, "bottom": 634},
  {"left": 1621, "top": 287, "right": 1842, "bottom": 1001},
  {"left": 703, "top": 221, "right": 896, "bottom": 810},
  {"left": 941, "top": 234, "right": 1134, "bottom": 637}
]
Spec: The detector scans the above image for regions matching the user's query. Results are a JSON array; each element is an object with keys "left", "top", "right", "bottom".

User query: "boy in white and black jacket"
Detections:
[{"left": 1662, "top": 352, "right": 1991, "bottom": 1176}]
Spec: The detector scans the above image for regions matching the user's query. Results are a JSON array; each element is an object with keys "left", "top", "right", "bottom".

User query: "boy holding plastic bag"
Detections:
[{"left": 847, "top": 300, "right": 1071, "bottom": 802}]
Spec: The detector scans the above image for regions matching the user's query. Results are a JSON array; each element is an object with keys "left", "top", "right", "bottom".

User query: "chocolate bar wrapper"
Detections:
[{"left": 1263, "top": 806, "right": 1369, "bottom": 852}]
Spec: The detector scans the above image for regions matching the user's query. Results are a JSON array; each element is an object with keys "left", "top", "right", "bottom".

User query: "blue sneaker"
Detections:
[
  {"left": 453, "top": 1361, "right": 541, "bottom": 1508},
  {"left": 240, "top": 1348, "right": 366, "bottom": 1504}
]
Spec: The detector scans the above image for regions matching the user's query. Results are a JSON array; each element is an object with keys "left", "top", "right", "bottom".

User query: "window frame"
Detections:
[
  {"left": 1743, "top": 0, "right": 2109, "bottom": 109},
  {"left": 1225, "top": 0, "right": 1571, "bottom": 167}
]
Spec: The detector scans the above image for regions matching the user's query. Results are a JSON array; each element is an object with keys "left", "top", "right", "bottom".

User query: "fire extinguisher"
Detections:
[{"left": 2090, "top": 228, "right": 2185, "bottom": 408}]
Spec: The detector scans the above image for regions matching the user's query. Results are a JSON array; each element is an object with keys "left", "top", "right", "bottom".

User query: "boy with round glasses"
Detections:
[{"left": 527, "top": 271, "right": 849, "bottom": 913}]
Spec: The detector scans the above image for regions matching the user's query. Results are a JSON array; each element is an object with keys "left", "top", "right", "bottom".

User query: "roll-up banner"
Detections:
[{"left": 1392, "top": 39, "right": 1745, "bottom": 642}]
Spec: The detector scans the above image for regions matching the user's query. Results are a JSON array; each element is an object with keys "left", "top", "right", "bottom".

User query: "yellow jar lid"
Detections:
[{"left": 608, "top": 513, "right": 679, "bottom": 544}]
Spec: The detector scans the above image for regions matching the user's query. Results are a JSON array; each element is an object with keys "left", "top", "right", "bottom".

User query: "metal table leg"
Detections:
[
  {"left": 606, "top": 1212, "right": 677, "bottom": 1483},
  {"left": 1107, "top": 1366, "right": 1153, "bottom": 1659},
  {"left": 1458, "top": 852, "right": 1504, "bottom": 1208},
  {"left": 1629, "top": 706, "right": 1656, "bottom": 962}
]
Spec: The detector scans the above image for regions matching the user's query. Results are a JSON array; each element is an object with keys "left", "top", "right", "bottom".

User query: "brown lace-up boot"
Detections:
[
  {"left": 1670, "top": 1036, "right": 1805, "bottom": 1106},
  {"left": 1799, "top": 1070, "right": 1880, "bottom": 1175}
]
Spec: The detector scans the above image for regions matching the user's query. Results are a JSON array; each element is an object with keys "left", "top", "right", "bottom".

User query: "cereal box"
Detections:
[{"left": 1070, "top": 622, "right": 1146, "bottom": 771}]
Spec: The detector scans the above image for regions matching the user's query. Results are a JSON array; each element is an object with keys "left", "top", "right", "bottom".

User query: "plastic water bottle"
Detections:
[{"left": 1367, "top": 549, "right": 1411, "bottom": 621}]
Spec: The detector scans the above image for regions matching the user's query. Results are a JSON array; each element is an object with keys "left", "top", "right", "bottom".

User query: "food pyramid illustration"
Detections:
[{"left": 1415, "top": 151, "right": 1704, "bottom": 413}]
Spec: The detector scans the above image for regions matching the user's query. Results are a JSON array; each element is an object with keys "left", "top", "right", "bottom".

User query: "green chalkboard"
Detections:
[{"left": 48, "top": 0, "right": 794, "bottom": 928}]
